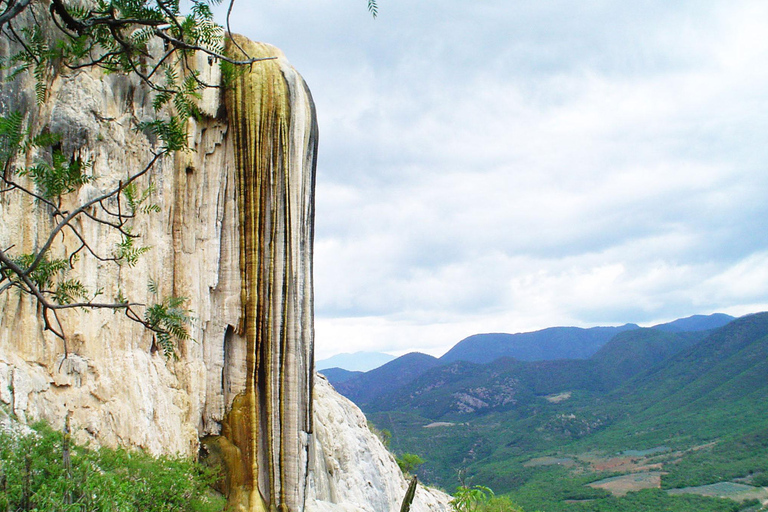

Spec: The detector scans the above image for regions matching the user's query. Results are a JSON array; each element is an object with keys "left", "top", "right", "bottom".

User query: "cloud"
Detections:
[{"left": 217, "top": 1, "right": 768, "bottom": 358}]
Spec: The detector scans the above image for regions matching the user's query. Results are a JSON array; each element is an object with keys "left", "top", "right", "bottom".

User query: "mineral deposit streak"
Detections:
[{"left": 224, "top": 35, "right": 318, "bottom": 512}]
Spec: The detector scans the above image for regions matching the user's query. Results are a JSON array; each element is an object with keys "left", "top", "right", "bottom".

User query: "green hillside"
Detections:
[{"left": 362, "top": 313, "right": 768, "bottom": 511}]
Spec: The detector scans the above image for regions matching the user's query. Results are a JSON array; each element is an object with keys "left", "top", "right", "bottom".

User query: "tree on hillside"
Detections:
[{"left": 0, "top": 0, "right": 376, "bottom": 356}]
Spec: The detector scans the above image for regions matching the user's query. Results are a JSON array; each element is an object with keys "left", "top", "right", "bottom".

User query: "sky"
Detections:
[{"left": 214, "top": 0, "right": 768, "bottom": 360}]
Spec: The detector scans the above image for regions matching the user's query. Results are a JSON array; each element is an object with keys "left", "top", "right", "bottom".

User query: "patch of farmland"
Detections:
[
  {"left": 621, "top": 446, "right": 669, "bottom": 457},
  {"left": 523, "top": 456, "right": 575, "bottom": 468},
  {"left": 588, "top": 472, "right": 664, "bottom": 496},
  {"left": 668, "top": 482, "right": 768, "bottom": 502}
]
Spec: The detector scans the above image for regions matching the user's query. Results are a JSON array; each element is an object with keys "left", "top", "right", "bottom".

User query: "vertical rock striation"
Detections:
[
  {"left": 219, "top": 36, "right": 318, "bottom": 512},
  {"left": 0, "top": 23, "right": 449, "bottom": 511}
]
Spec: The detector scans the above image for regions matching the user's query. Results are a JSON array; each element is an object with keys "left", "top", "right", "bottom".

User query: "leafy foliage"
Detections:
[
  {"left": 396, "top": 452, "right": 425, "bottom": 475},
  {"left": 367, "top": 0, "right": 378, "bottom": 19},
  {"left": 451, "top": 485, "right": 494, "bottom": 512},
  {"left": 5, "top": 252, "right": 68, "bottom": 291},
  {"left": 0, "top": 422, "right": 225, "bottom": 512},
  {"left": 145, "top": 279, "right": 192, "bottom": 358},
  {"left": 116, "top": 228, "right": 151, "bottom": 267},
  {"left": 16, "top": 149, "right": 92, "bottom": 199},
  {"left": 123, "top": 181, "right": 161, "bottom": 214}
]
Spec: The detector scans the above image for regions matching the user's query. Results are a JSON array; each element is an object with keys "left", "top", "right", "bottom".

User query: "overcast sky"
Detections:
[{"left": 216, "top": 1, "right": 768, "bottom": 360}]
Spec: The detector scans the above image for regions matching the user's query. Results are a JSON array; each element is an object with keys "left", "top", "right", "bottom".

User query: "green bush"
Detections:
[
  {"left": 451, "top": 485, "right": 494, "bottom": 512},
  {"left": 396, "top": 453, "right": 425, "bottom": 475},
  {"left": 0, "top": 422, "right": 224, "bottom": 512},
  {"left": 480, "top": 496, "right": 526, "bottom": 512}
]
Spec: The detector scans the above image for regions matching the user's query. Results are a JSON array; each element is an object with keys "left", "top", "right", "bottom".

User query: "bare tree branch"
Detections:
[
  {"left": 26, "top": 152, "right": 163, "bottom": 276},
  {"left": 0, "top": 0, "right": 32, "bottom": 29},
  {"left": 153, "top": 29, "right": 277, "bottom": 66}
]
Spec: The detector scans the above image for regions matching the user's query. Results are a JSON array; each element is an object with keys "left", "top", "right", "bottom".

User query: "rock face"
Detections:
[
  {"left": 310, "top": 376, "right": 451, "bottom": 512},
  {"left": 213, "top": 37, "right": 317, "bottom": 512},
  {"left": 0, "top": 26, "right": 450, "bottom": 512}
]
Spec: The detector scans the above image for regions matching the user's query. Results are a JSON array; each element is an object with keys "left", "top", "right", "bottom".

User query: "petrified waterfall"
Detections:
[
  {"left": 217, "top": 36, "right": 318, "bottom": 511},
  {"left": 0, "top": 23, "right": 451, "bottom": 511}
]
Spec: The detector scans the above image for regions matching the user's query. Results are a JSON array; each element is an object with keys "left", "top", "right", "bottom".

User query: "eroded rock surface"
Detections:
[
  {"left": 0, "top": 27, "right": 449, "bottom": 511},
  {"left": 309, "top": 376, "right": 451, "bottom": 512}
]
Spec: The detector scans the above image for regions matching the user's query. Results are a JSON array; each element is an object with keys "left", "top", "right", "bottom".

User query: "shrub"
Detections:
[
  {"left": 396, "top": 453, "right": 425, "bottom": 475},
  {"left": 0, "top": 422, "right": 224, "bottom": 512}
]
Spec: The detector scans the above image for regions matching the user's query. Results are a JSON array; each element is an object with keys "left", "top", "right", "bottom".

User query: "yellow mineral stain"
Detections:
[{"left": 222, "top": 34, "right": 312, "bottom": 512}]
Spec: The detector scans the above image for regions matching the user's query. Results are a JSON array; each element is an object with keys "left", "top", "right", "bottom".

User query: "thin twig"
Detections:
[
  {"left": 26, "top": 152, "right": 163, "bottom": 276},
  {"left": 0, "top": 0, "right": 32, "bottom": 29},
  {"left": 153, "top": 29, "right": 276, "bottom": 66},
  {"left": 226, "top": 0, "right": 248, "bottom": 58}
]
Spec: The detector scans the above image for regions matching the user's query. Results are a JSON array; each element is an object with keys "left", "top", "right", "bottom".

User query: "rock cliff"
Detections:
[{"left": 0, "top": 25, "right": 449, "bottom": 512}]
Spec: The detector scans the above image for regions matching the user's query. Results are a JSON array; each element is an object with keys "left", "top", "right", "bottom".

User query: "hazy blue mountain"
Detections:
[
  {"left": 364, "top": 311, "right": 768, "bottom": 498},
  {"left": 332, "top": 352, "right": 441, "bottom": 406},
  {"left": 438, "top": 324, "right": 639, "bottom": 364},
  {"left": 315, "top": 351, "right": 396, "bottom": 372},
  {"left": 651, "top": 313, "right": 735, "bottom": 333},
  {"left": 317, "top": 367, "right": 363, "bottom": 383}
]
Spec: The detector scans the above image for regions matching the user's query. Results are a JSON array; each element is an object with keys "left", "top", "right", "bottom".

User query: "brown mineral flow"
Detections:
[{"left": 219, "top": 35, "right": 318, "bottom": 512}]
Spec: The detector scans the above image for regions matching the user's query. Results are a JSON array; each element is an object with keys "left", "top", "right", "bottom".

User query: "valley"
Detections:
[{"left": 323, "top": 313, "right": 768, "bottom": 511}]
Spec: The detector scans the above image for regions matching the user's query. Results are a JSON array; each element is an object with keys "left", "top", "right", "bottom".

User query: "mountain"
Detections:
[
  {"left": 316, "top": 351, "right": 396, "bottom": 372},
  {"left": 439, "top": 324, "right": 639, "bottom": 364},
  {"left": 332, "top": 313, "right": 736, "bottom": 414},
  {"left": 366, "top": 357, "right": 597, "bottom": 419},
  {"left": 651, "top": 313, "right": 735, "bottom": 333},
  {"left": 332, "top": 352, "right": 442, "bottom": 406},
  {"left": 364, "top": 312, "right": 768, "bottom": 502},
  {"left": 609, "top": 312, "right": 768, "bottom": 435},
  {"left": 590, "top": 328, "right": 709, "bottom": 386}
]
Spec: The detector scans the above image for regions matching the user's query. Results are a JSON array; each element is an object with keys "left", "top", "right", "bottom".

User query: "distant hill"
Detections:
[
  {"left": 439, "top": 324, "right": 639, "bottom": 364},
  {"left": 317, "top": 367, "right": 362, "bottom": 383},
  {"left": 363, "top": 311, "right": 768, "bottom": 500},
  {"left": 611, "top": 312, "right": 768, "bottom": 433},
  {"left": 330, "top": 313, "right": 736, "bottom": 410},
  {"left": 315, "top": 351, "right": 396, "bottom": 372},
  {"left": 364, "top": 314, "right": 747, "bottom": 422},
  {"left": 651, "top": 313, "right": 735, "bottom": 333},
  {"left": 591, "top": 328, "right": 709, "bottom": 386},
  {"left": 331, "top": 352, "right": 441, "bottom": 406},
  {"left": 366, "top": 356, "right": 597, "bottom": 418}
]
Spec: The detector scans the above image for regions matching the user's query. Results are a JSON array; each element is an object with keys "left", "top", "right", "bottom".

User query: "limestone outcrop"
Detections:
[
  {"left": 310, "top": 376, "right": 451, "bottom": 512},
  {"left": 0, "top": 23, "right": 450, "bottom": 512}
]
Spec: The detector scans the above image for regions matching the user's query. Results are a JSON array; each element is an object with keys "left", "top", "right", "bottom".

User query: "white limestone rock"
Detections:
[
  {"left": 309, "top": 375, "right": 451, "bottom": 512},
  {"left": 0, "top": 23, "right": 447, "bottom": 510}
]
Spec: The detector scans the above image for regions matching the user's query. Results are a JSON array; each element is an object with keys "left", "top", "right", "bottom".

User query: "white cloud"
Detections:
[{"left": 217, "top": 1, "right": 768, "bottom": 358}]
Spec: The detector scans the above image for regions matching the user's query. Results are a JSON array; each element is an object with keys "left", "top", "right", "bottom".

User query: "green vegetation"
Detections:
[
  {"left": 450, "top": 486, "right": 530, "bottom": 512},
  {"left": 0, "top": 422, "right": 224, "bottom": 511},
  {"left": 516, "top": 489, "right": 753, "bottom": 512},
  {"left": 396, "top": 453, "right": 425, "bottom": 475},
  {"left": 662, "top": 428, "right": 768, "bottom": 489},
  {"left": 363, "top": 314, "right": 768, "bottom": 511},
  {"left": 450, "top": 485, "right": 494, "bottom": 511}
]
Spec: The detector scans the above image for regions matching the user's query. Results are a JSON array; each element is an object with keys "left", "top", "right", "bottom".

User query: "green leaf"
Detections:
[{"left": 116, "top": 229, "right": 151, "bottom": 266}]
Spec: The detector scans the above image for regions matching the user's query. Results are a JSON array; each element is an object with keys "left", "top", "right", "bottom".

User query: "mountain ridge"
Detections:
[
  {"left": 324, "top": 313, "right": 736, "bottom": 407},
  {"left": 360, "top": 312, "right": 768, "bottom": 503}
]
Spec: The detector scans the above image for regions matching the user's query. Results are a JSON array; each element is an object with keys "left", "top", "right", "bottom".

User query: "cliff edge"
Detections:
[{"left": 0, "top": 22, "right": 449, "bottom": 512}]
